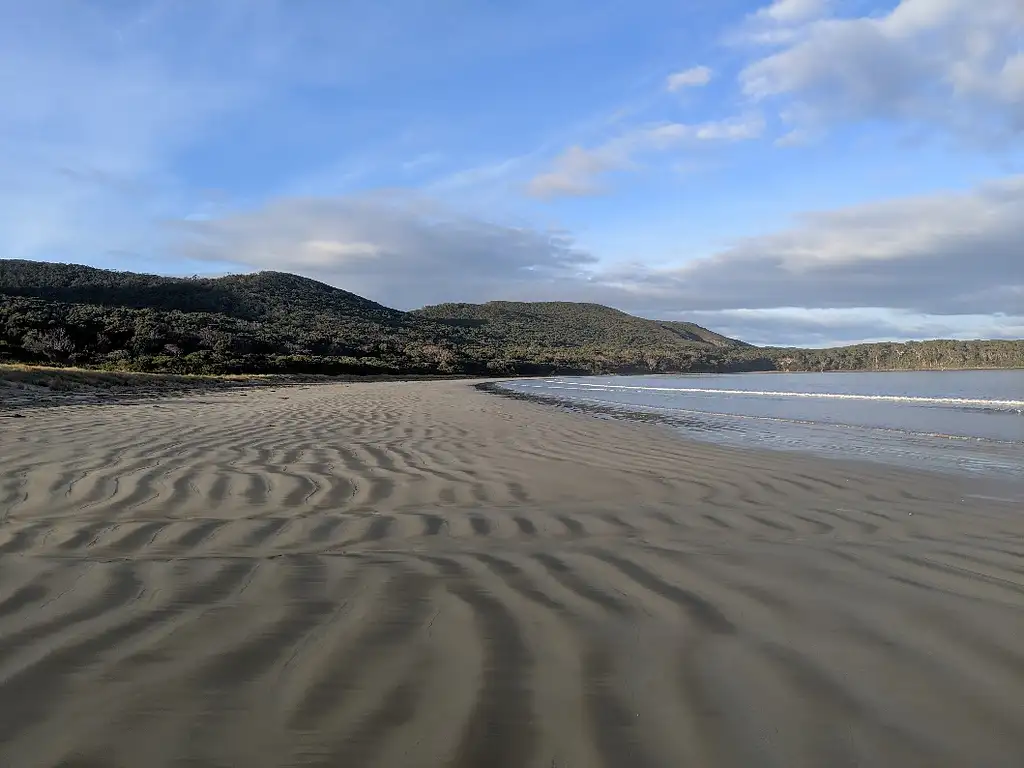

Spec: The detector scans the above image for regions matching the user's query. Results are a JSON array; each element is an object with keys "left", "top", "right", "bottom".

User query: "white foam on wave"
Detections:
[
  {"left": 532, "top": 380, "right": 1024, "bottom": 411},
  {"left": 529, "top": 389, "right": 1022, "bottom": 444}
]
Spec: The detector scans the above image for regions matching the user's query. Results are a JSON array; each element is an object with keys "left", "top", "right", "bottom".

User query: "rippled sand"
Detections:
[{"left": 1, "top": 381, "right": 1023, "bottom": 767}]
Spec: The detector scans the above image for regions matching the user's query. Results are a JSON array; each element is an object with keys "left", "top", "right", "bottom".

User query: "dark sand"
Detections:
[{"left": 1, "top": 381, "right": 1023, "bottom": 767}]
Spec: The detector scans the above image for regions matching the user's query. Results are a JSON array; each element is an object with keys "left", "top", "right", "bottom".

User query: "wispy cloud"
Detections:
[
  {"left": 526, "top": 146, "right": 625, "bottom": 199},
  {"left": 402, "top": 152, "right": 444, "bottom": 172},
  {"left": 753, "top": 0, "right": 829, "bottom": 24},
  {"left": 528, "top": 115, "right": 764, "bottom": 199},
  {"left": 666, "top": 66, "right": 713, "bottom": 91},
  {"left": 428, "top": 155, "right": 532, "bottom": 193}
]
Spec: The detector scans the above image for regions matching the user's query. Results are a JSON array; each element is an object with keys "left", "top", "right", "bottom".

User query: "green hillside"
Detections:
[
  {"left": 657, "top": 320, "right": 752, "bottom": 348},
  {"left": 0, "top": 260, "right": 409, "bottom": 326},
  {"left": 766, "top": 341, "right": 1024, "bottom": 372},
  {"left": 413, "top": 301, "right": 744, "bottom": 350}
]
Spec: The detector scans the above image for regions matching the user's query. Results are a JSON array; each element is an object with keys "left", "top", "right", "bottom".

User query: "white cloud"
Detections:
[
  {"left": 692, "top": 114, "right": 766, "bottom": 141},
  {"left": 754, "top": 0, "right": 828, "bottom": 24},
  {"left": 173, "top": 192, "right": 597, "bottom": 308},
  {"left": 303, "top": 240, "right": 382, "bottom": 260},
  {"left": 666, "top": 66, "right": 713, "bottom": 91},
  {"left": 774, "top": 128, "right": 813, "bottom": 147},
  {"left": 527, "top": 146, "right": 620, "bottom": 198},
  {"left": 739, "top": 0, "right": 1024, "bottom": 141},
  {"left": 730, "top": 0, "right": 829, "bottom": 45},
  {"left": 675, "top": 308, "right": 1024, "bottom": 347},
  {"left": 602, "top": 175, "right": 1024, "bottom": 317},
  {"left": 527, "top": 115, "right": 764, "bottom": 199}
]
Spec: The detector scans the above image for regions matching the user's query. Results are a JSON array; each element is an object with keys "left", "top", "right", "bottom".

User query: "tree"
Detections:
[{"left": 22, "top": 327, "right": 75, "bottom": 363}]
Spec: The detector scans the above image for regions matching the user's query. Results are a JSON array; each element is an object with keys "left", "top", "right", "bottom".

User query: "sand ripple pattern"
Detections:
[{"left": 2, "top": 381, "right": 1024, "bottom": 767}]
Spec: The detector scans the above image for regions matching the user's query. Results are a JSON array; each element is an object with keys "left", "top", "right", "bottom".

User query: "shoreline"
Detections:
[
  {"left": 0, "top": 364, "right": 482, "bottom": 412},
  {"left": 2, "top": 380, "right": 1024, "bottom": 766},
  {"left": 477, "top": 380, "right": 1024, "bottom": 496},
  {"left": 4, "top": 363, "right": 1021, "bottom": 415}
]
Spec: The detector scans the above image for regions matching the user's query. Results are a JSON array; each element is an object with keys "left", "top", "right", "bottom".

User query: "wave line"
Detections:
[{"left": 532, "top": 381, "right": 1024, "bottom": 410}]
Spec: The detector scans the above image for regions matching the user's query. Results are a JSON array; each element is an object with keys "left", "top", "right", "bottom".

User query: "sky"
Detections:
[{"left": 2, "top": 0, "right": 1023, "bottom": 346}]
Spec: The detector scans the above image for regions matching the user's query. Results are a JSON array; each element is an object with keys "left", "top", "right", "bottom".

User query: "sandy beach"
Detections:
[{"left": 1, "top": 380, "right": 1023, "bottom": 767}]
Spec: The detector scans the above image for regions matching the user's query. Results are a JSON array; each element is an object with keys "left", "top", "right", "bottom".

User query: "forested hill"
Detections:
[
  {"left": 1, "top": 259, "right": 1021, "bottom": 375},
  {"left": 0, "top": 260, "right": 761, "bottom": 375},
  {"left": 767, "top": 340, "right": 1024, "bottom": 372},
  {"left": 412, "top": 301, "right": 746, "bottom": 349},
  {"left": 658, "top": 320, "right": 751, "bottom": 348},
  {"left": 0, "top": 260, "right": 405, "bottom": 324}
]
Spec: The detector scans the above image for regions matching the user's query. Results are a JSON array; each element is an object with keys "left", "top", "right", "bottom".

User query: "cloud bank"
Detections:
[
  {"left": 739, "top": 0, "right": 1024, "bottom": 142},
  {"left": 628, "top": 176, "right": 1024, "bottom": 316},
  {"left": 175, "top": 193, "right": 597, "bottom": 309},
  {"left": 177, "top": 175, "right": 1024, "bottom": 343}
]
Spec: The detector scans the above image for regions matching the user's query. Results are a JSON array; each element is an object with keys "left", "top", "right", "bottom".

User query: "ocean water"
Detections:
[{"left": 500, "top": 370, "right": 1024, "bottom": 483}]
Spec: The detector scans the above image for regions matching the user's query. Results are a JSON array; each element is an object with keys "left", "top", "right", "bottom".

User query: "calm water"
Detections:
[{"left": 500, "top": 370, "right": 1024, "bottom": 483}]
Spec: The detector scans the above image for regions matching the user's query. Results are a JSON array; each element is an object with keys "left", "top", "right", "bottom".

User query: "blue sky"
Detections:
[{"left": 2, "top": 0, "right": 1023, "bottom": 345}]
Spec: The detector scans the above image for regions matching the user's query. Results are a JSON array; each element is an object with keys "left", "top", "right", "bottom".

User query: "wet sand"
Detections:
[{"left": 1, "top": 380, "right": 1023, "bottom": 767}]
